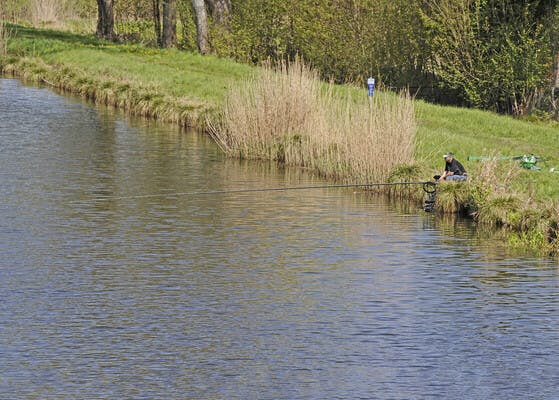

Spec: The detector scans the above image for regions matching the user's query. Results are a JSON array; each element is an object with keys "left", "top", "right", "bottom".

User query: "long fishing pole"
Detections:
[{"left": 90, "top": 181, "right": 436, "bottom": 202}]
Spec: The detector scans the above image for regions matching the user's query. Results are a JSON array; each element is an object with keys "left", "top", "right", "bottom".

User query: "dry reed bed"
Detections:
[{"left": 210, "top": 59, "right": 417, "bottom": 185}]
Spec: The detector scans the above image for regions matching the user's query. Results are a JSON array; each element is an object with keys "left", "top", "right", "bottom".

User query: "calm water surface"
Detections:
[{"left": 1, "top": 78, "right": 558, "bottom": 399}]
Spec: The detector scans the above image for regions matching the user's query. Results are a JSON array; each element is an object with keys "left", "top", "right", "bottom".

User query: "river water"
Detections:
[{"left": 1, "top": 78, "right": 558, "bottom": 399}]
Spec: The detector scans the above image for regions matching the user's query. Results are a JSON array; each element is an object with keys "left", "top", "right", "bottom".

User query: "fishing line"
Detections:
[{"left": 88, "top": 181, "right": 435, "bottom": 202}]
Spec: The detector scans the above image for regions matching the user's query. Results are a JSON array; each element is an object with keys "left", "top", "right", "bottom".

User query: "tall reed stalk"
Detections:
[
  {"left": 210, "top": 58, "right": 417, "bottom": 183},
  {"left": 0, "top": 9, "right": 10, "bottom": 56},
  {"left": 0, "top": 21, "right": 4, "bottom": 56},
  {"left": 32, "top": 0, "right": 59, "bottom": 26},
  {"left": 0, "top": 19, "right": 11, "bottom": 56}
]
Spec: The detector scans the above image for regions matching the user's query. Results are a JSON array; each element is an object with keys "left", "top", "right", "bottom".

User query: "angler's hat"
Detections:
[{"left": 443, "top": 152, "right": 454, "bottom": 158}]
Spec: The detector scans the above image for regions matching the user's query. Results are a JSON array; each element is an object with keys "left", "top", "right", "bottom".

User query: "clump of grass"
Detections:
[
  {"left": 470, "top": 154, "right": 522, "bottom": 194},
  {"left": 546, "top": 203, "right": 559, "bottom": 249},
  {"left": 386, "top": 164, "right": 425, "bottom": 199},
  {"left": 507, "top": 210, "right": 557, "bottom": 254},
  {"left": 506, "top": 201, "right": 559, "bottom": 254},
  {"left": 210, "top": 58, "right": 417, "bottom": 184},
  {"left": 475, "top": 195, "right": 522, "bottom": 226},
  {"left": 466, "top": 155, "right": 523, "bottom": 221},
  {"left": 434, "top": 181, "right": 470, "bottom": 214}
]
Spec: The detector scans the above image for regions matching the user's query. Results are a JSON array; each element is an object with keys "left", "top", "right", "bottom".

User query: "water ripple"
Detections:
[{"left": 1, "top": 78, "right": 558, "bottom": 400}]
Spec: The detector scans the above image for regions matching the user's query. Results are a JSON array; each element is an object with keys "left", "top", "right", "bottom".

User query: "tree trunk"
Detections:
[
  {"left": 162, "top": 0, "right": 177, "bottom": 48},
  {"left": 554, "top": 53, "right": 559, "bottom": 120},
  {"left": 191, "top": 0, "right": 208, "bottom": 54},
  {"left": 153, "top": 0, "right": 162, "bottom": 47},
  {"left": 96, "top": 0, "right": 114, "bottom": 40},
  {"left": 206, "top": 0, "right": 230, "bottom": 24}
]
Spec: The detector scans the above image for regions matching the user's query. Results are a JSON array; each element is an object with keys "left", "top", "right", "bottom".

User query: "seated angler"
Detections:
[{"left": 438, "top": 152, "right": 467, "bottom": 181}]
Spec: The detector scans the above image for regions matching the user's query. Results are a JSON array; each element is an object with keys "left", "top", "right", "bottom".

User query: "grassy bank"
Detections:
[
  {"left": 1, "top": 24, "right": 252, "bottom": 126},
  {"left": 2, "top": 25, "right": 559, "bottom": 253}
]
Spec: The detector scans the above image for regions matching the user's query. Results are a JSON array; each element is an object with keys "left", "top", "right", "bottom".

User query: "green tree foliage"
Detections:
[
  {"left": 225, "top": 0, "right": 294, "bottom": 63},
  {"left": 114, "top": 1, "right": 152, "bottom": 21},
  {"left": 223, "top": 0, "right": 559, "bottom": 114},
  {"left": 225, "top": 0, "right": 430, "bottom": 88},
  {"left": 422, "top": 0, "right": 559, "bottom": 114},
  {"left": 296, "top": 0, "right": 431, "bottom": 87},
  {"left": 177, "top": 0, "right": 198, "bottom": 50},
  {"left": 5, "top": 0, "right": 559, "bottom": 115}
]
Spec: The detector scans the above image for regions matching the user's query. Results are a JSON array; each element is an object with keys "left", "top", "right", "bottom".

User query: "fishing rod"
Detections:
[{"left": 90, "top": 181, "right": 437, "bottom": 202}]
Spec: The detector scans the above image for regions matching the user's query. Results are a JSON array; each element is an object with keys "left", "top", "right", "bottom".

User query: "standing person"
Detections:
[{"left": 439, "top": 152, "right": 467, "bottom": 181}]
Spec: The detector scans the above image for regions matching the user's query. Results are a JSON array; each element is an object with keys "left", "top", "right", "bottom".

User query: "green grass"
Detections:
[{"left": 45, "top": 46, "right": 248, "bottom": 104}]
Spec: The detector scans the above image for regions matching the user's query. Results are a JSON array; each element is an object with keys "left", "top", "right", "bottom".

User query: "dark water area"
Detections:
[{"left": 1, "top": 78, "right": 558, "bottom": 399}]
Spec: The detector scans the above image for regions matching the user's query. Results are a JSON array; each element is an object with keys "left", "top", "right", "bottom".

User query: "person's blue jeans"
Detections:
[{"left": 446, "top": 175, "right": 467, "bottom": 181}]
